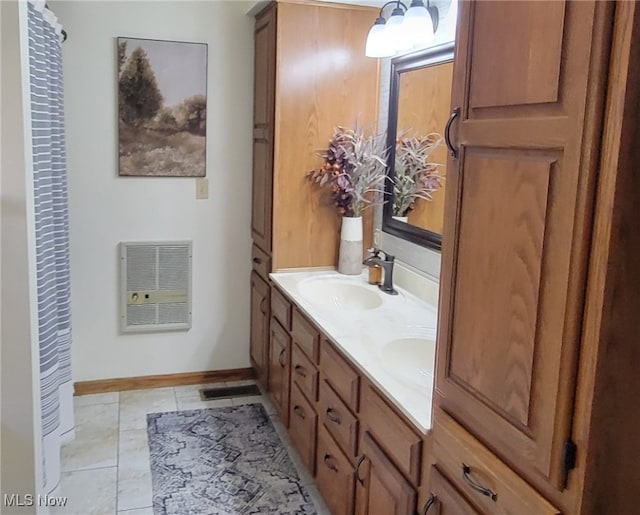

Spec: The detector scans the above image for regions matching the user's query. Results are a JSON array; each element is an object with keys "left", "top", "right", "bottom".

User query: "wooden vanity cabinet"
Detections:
[
  {"left": 354, "top": 432, "right": 416, "bottom": 515},
  {"left": 268, "top": 317, "right": 291, "bottom": 426},
  {"left": 250, "top": 271, "right": 270, "bottom": 387},
  {"left": 433, "top": 1, "right": 640, "bottom": 514},
  {"left": 250, "top": 0, "right": 379, "bottom": 392}
]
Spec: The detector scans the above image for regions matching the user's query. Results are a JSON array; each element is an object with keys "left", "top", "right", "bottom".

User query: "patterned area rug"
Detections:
[{"left": 147, "top": 403, "right": 316, "bottom": 514}]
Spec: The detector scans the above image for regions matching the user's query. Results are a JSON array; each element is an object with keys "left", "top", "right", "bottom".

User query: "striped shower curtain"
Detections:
[{"left": 27, "top": 0, "right": 74, "bottom": 495}]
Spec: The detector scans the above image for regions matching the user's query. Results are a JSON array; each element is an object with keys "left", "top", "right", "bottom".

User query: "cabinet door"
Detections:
[
  {"left": 436, "top": 0, "right": 611, "bottom": 494},
  {"left": 250, "top": 272, "right": 269, "bottom": 389},
  {"left": 316, "top": 425, "right": 355, "bottom": 515},
  {"left": 268, "top": 317, "right": 290, "bottom": 426},
  {"left": 355, "top": 432, "right": 416, "bottom": 515},
  {"left": 251, "top": 6, "right": 275, "bottom": 253}
]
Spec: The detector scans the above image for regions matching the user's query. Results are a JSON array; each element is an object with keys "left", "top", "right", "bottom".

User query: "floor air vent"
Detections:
[
  {"left": 120, "top": 241, "right": 192, "bottom": 333},
  {"left": 200, "top": 384, "right": 261, "bottom": 400}
]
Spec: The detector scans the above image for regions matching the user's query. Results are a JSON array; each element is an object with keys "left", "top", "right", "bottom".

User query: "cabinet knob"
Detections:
[
  {"left": 294, "top": 364, "right": 307, "bottom": 378},
  {"left": 278, "top": 348, "right": 287, "bottom": 367},
  {"left": 445, "top": 106, "right": 460, "bottom": 158},
  {"left": 253, "top": 257, "right": 262, "bottom": 264},
  {"left": 325, "top": 407, "right": 341, "bottom": 425},
  {"left": 293, "top": 405, "right": 305, "bottom": 419},
  {"left": 355, "top": 454, "right": 366, "bottom": 485},
  {"left": 422, "top": 494, "right": 437, "bottom": 514},
  {"left": 461, "top": 463, "right": 497, "bottom": 501},
  {"left": 323, "top": 453, "right": 338, "bottom": 472}
]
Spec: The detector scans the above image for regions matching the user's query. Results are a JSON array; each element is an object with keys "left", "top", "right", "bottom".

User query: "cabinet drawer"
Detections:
[
  {"left": 291, "top": 309, "right": 319, "bottom": 363},
  {"left": 271, "top": 287, "right": 291, "bottom": 331},
  {"left": 316, "top": 425, "right": 355, "bottom": 515},
  {"left": 320, "top": 339, "right": 360, "bottom": 412},
  {"left": 288, "top": 382, "right": 317, "bottom": 475},
  {"left": 291, "top": 343, "right": 318, "bottom": 402},
  {"left": 362, "top": 385, "right": 422, "bottom": 485},
  {"left": 432, "top": 409, "right": 561, "bottom": 515},
  {"left": 426, "top": 466, "right": 480, "bottom": 515},
  {"left": 319, "top": 379, "right": 358, "bottom": 457},
  {"left": 251, "top": 244, "right": 271, "bottom": 280}
]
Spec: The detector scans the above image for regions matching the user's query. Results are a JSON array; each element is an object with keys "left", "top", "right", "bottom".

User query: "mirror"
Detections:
[{"left": 382, "top": 43, "right": 455, "bottom": 251}]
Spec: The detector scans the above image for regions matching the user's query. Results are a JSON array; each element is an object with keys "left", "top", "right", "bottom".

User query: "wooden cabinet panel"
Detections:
[
  {"left": 449, "top": 150, "right": 553, "bottom": 427},
  {"left": 288, "top": 382, "right": 317, "bottom": 475},
  {"left": 291, "top": 309, "right": 319, "bottom": 363},
  {"left": 291, "top": 342, "right": 318, "bottom": 402},
  {"left": 251, "top": 244, "right": 271, "bottom": 281},
  {"left": 316, "top": 425, "right": 355, "bottom": 515},
  {"left": 272, "top": 2, "right": 379, "bottom": 269},
  {"left": 251, "top": 6, "right": 275, "bottom": 253},
  {"left": 362, "top": 385, "right": 422, "bottom": 485},
  {"left": 320, "top": 340, "right": 359, "bottom": 412},
  {"left": 250, "top": 272, "right": 269, "bottom": 389},
  {"left": 319, "top": 379, "right": 358, "bottom": 458},
  {"left": 468, "top": 2, "right": 565, "bottom": 109},
  {"left": 438, "top": 0, "right": 611, "bottom": 493},
  {"left": 432, "top": 409, "right": 560, "bottom": 515},
  {"left": 268, "top": 317, "right": 290, "bottom": 427},
  {"left": 355, "top": 432, "right": 417, "bottom": 515},
  {"left": 271, "top": 286, "right": 291, "bottom": 331},
  {"left": 426, "top": 467, "right": 481, "bottom": 515}
]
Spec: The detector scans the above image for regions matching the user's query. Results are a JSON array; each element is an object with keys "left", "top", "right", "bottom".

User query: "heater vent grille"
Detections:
[{"left": 120, "top": 241, "right": 192, "bottom": 333}]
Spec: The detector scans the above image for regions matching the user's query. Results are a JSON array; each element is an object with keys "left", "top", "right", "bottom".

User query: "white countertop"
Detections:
[{"left": 270, "top": 269, "right": 437, "bottom": 433}]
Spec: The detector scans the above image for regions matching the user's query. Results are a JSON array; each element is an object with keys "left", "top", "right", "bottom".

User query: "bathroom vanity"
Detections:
[{"left": 268, "top": 270, "right": 437, "bottom": 515}]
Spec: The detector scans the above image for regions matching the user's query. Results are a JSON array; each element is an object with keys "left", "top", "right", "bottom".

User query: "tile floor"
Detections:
[{"left": 53, "top": 380, "right": 330, "bottom": 515}]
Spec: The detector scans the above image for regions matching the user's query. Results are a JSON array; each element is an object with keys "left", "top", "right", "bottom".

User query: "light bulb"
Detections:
[
  {"left": 385, "top": 7, "right": 412, "bottom": 53},
  {"left": 403, "top": 0, "right": 435, "bottom": 48},
  {"left": 365, "top": 18, "right": 395, "bottom": 58}
]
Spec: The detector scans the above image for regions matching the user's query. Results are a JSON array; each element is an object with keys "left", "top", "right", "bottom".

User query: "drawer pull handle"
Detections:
[
  {"left": 294, "top": 365, "right": 307, "bottom": 378},
  {"left": 260, "top": 297, "right": 267, "bottom": 315},
  {"left": 293, "top": 405, "right": 305, "bottom": 419},
  {"left": 278, "top": 348, "right": 287, "bottom": 367},
  {"left": 422, "top": 495, "right": 437, "bottom": 514},
  {"left": 326, "top": 407, "right": 341, "bottom": 424},
  {"left": 445, "top": 106, "right": 460, "bottom": 158},
  {"left": 253, "top": 257, "right": 262, "bottom": 264},
  {"left": 462, "top": 463, "right": 497, "bottom": 501},
  {"left": 355, "top": 454, "right": 366, "bottom": 485},
  {"left": 323, "top": 453, "right": 338, "bottom": 472}
]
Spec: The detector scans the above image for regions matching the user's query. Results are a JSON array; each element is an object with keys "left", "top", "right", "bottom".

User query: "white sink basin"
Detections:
[
  {"left": 298, "top": 278, "right": 383, "bottom": 310},
  {"left": 380, "top": 338, "right": 435, "bottom": 388}
]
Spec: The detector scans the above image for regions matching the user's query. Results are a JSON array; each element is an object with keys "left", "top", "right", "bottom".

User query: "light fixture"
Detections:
[
  {"left": 365, "top": 1, "right": 440, "bottom": 58},
  {"left": 403, "top": 0, "right": 438, "bottom": 47}
]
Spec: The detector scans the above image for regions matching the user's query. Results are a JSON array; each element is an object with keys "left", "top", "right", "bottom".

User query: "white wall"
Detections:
[
  {"left": 52, "top": 1, "right": 255, "bottom": 381},
  {"left": 1, "top": 0, "right": 46, "bottom": 507}
]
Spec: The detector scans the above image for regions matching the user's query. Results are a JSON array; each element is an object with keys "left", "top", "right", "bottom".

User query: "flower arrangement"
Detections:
[
  {"left": 307, "top": 125, "right": 388, "bottom": 217},
  {"left": 392, "top": 133, "right": 444, "bottom": 217}
]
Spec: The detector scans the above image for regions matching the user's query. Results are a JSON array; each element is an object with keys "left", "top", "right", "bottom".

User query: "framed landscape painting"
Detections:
[{"left": 117, "top": 37, "right": 208, "bottom": 177}]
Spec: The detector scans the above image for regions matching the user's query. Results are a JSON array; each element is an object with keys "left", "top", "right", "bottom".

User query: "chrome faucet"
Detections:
[{"left": 363, "top": 249, "right": 398, "bottom": 295}]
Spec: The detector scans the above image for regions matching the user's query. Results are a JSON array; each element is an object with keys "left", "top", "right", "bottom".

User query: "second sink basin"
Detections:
[
  {"left": 380, "top": 337, "right": 435, "bottom": 389},
  {"left": 298, "top": 278, "right": 383, "bottom": 310}
]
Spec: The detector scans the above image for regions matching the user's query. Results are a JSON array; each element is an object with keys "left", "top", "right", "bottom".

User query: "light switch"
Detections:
[{"left": 196, "top": 178, "right": 209, "bottom": 199}]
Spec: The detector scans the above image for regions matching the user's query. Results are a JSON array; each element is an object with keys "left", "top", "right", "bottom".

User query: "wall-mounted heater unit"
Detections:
[{"left": 119, "top": 241, "right": 192, "bottom": 333}]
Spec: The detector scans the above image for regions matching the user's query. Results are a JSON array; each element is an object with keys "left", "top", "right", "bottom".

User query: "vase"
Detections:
[
  {"left": 338, "top": 216, "right": 363, "bottom": 275},
  {"left": 392, "top": 215, "right": 409, "bottom": 223}
]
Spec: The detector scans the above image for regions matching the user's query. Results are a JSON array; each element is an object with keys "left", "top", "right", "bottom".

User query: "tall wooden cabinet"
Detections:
[
  {"left": 431, "top": 1, "right": 640, "bottom": 514},
  {"left": 249, "top": 1, "right": 379, "bottom": 389}
]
